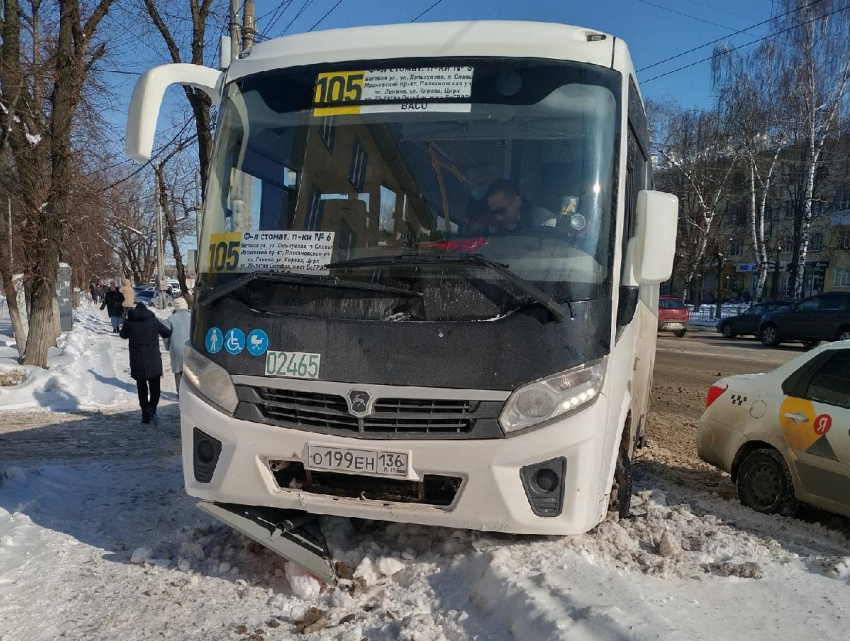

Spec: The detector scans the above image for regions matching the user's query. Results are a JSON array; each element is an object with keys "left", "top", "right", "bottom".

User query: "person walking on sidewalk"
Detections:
[
  {"left": 119, "top": 278, "right": 136, "bottom": 320},
  {"left": 120, "top": 302, "right": 172, "bottom": 425},
  {"left": 100, "top": 283, "right": 124, "bottom": 333},
  {"left": 163, "top": 297, "right": 191, "bottom": 396}
]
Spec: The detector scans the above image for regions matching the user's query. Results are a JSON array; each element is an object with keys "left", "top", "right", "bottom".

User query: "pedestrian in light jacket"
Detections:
[
  {"left": 163, "top": 297, "right": 191, "bottom": 395},
  {"left": 100, "top": 283, "right": 124, "bottom": 333},
  {"left": 119, "top": 278, "right": 135, "bottom": 317},
  {"left": 120, "top": 302, "right": 172, "bottom": 425}
]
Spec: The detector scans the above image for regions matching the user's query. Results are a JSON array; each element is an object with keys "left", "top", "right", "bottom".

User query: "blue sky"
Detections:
[
  {"left": 250, "top": 0, "right": 778, "bottom": 107},
  {"left": 105, "top": 0, "right": 779, "bottom": 132},
  {"left": 102, "top": 0, "right": 779, "bottom": 258}
]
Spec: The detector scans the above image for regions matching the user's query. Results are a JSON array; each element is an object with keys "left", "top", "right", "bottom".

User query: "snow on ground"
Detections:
[
  {"left": 1, "top": 414, "right": 849, "bottom": 641},
  {"left": 0, "top": 300, "right": 174, "bottom": 411},
  {"left": 2, "top": 306, "right": 849, "bottom": 640}
]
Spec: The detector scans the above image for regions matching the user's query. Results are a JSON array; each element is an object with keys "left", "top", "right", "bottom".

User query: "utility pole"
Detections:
[
  {"left": 154, "top": 162, "right": 167, "bottom": 310},
  {"left": 227, "top": 0, "right": 255, "bottom": 232},
  {"left": 229, "top": 0, "right": 241, "bottom": 62},
  {"left": 243, "top": 1, "right": 256, "bottom": 51},
  {"left": 195, "top": 169, "right": 202, "bottom": 246}
]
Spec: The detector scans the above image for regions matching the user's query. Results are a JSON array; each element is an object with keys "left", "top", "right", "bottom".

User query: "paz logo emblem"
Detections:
[{"left": 346, "top": 390, "right": 373, "bottom": 418}]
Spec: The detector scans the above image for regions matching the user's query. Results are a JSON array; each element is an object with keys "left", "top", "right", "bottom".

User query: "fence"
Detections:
[{"left": 687, "top": 303, "right": 750, "bottom": 325}]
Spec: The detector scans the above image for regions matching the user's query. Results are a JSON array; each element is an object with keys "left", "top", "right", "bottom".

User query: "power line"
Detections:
[
  {"left": 641, "top": 0, "right": 850, "bottom": 83},
  {"left": 634, "top": 0, "right": 760, "bottom": 36},
  {"left": 411, "top": 0, "right": 445, "bottom": 22},
  {"left": 637, "top": 0, "right": 825, "bottom": 72},
  {"left": 259, "top": 0, "right": 295, "bottom": 39},
  {"left": 309, "top": 0, "right": 346, "bottom": 31},
  {"left": 282, "top": 0, "right": 317, "bottom": 34}
]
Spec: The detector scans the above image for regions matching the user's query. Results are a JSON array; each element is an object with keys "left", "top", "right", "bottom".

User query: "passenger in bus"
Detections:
[{"left": 466, "top": 179, "right": 556, "bottom": 233}]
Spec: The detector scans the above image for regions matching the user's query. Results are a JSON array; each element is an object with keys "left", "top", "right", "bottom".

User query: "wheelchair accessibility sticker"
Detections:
[{"left": 224, "top": 328, "right": 245, "bottom": 355}]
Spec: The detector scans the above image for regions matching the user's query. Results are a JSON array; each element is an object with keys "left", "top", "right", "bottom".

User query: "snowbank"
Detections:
[
  {"left": 0, "top": 302, "right": 171, "bottom": 411},
  {"left": 1, "top": 456, "right": 849, "bottom": 641}
]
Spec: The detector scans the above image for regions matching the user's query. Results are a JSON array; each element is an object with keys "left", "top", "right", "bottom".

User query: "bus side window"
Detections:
[{"left": 617, "top": 78, "right": 649, "bottom": 330}]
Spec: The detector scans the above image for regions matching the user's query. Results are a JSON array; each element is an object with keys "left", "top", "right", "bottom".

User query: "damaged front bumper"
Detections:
[{"left": 180, "top": 384, "right": 614, "bottom": 536}]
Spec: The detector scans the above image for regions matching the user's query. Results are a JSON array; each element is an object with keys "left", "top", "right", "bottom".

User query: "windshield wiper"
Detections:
[
  {"left": 327, "top": 253, "right": 573, "bottom": 322},
  {"left": 199, "top": 270, "right": 422, "bottom": 307}
]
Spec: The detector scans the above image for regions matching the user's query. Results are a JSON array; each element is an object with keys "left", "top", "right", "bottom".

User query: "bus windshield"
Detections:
[{"left": 201, "top": 57, "right": 621, "bottom": 305}]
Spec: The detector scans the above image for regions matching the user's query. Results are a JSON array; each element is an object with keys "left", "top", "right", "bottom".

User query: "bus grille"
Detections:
[{"left": 234, "top": 385, "right": 504, "bottom": 439}]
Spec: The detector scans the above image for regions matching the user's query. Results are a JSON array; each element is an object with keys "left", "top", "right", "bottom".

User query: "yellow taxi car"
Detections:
[{"left": 697, "top": 341, "right": 849, "bottom": 517}]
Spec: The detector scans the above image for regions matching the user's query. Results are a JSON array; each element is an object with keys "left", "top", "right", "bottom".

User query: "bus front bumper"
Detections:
[{"left": 180, "top": 384, "right": 614, "bottom": 536}]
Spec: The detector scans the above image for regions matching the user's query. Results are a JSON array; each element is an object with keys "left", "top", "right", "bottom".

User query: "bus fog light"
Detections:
[
  {"left": 499, "top": 358, "right": 606, "bottom": 433},
  {"left": 535, "top": 468, "right": 559, "bottom": 492},
  {"left": 520, "top": 457, "right": 566, "bottom": 517}
]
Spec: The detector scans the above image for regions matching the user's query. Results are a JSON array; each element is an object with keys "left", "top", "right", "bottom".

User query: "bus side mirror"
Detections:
[
  {"left": 126, "top": 64, "right": 223, "bottom": 162},
  {"left": 633, "top": 190, "right": 678, "bottom": 285}
]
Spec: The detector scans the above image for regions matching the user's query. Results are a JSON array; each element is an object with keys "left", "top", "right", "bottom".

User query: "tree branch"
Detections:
[{"left": 142, "top": 0, "right": 183, "bottom": 64}]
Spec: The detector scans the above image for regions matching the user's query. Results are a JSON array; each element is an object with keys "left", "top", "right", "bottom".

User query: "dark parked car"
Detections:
[
  {"left": 658, "top": 296, "right": 690, "bottom": 337},
  {"left": 135, "top": 289, "right": 174, "bottom": 307},
  {"left": 716, "top": 300, "right": 793, "bottom": 338},
  {"left": 759, "top": 292, "right": 850, "bottom": 347}
]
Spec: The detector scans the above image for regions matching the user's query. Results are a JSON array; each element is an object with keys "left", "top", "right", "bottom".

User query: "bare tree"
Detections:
[
  {"left": 1, "top": 0, "right": 118, "bottom": 367},
  {"left": 154, "top": 143, "right": 198, "bottom": 304},
  {"left": 651, "top": 102, "right": 739, "bottom": 304},
  {"left": 778, "top": 0, "right": 850, "bottom": 299},
  {"left": 140, "top": 0, "right": 222, "bottom": 196},
  {"left": 713, "top": 41, "right": 788, "bottom": 302}
]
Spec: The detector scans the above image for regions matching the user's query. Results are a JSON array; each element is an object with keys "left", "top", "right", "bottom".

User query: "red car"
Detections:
[{"left": 658, "top": 296, "right": 689, "bottom": 337}]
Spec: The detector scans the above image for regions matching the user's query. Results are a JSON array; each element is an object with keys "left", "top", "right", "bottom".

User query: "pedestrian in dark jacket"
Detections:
[
  {"left": 100, "top": 283, "right": 125, "bottom": 333},
  {"left": 120, "top": 302, "right": 172, "bottom": 424}
]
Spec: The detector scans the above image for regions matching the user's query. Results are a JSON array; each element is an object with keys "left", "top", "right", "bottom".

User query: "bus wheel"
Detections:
[{"left": 608, "top": 449, "right": 632, "bottom": 519}]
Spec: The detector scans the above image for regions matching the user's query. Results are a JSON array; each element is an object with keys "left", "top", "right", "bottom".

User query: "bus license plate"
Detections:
[{"left": 307, "top": 445, "right": 409, "bottom": 478}]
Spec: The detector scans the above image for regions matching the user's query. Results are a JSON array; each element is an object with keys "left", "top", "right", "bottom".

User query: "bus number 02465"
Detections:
[{"left": 265, "top": 350, "right": 321, "bottom": 380}]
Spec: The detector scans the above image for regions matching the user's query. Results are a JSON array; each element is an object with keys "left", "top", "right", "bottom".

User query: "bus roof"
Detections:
[{"left": 226, "top": 20, "right": 637, "bottom": 85}]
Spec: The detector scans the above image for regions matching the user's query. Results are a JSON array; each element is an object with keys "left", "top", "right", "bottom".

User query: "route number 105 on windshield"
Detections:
[
  {"left": 313, "top": 71, "right": 364, "bottom": 116},
  {"left": 207, "top": 231, "right": 242, "bottom": 272},
  {"left": 265, "top": 350, "right": 321, "bottom": 380}
]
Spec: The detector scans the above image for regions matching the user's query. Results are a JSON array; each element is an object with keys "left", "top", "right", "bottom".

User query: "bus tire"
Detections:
[{"left": 608, "top": 448, "right": 632, "bottom": 519}]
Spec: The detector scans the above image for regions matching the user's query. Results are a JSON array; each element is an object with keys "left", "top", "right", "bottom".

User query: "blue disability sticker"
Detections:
[
  {"left": 224, "top": 328, "right": 246, "bottom": 355},
  {"left": 205, "top": 327, "right": 223, "bottom": 354},
  {"left": 247, "top": 329, "right": 269, "bottom": 356}
]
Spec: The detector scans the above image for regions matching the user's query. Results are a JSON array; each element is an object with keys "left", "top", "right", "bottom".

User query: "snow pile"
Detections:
[
  {"left": 3, "top": 414, "right": 850, "bottom": 639},
  {"left": 0, "top": 303, "right": 164, "bottom": 410}
]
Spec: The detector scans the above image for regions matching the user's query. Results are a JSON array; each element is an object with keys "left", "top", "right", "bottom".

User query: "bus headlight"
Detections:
[
  {"left": 499, "top": 358, "right": 606, "bottom": 434},
  {"left": 183, "top": 345, "right": 239, "bottom": 415}
]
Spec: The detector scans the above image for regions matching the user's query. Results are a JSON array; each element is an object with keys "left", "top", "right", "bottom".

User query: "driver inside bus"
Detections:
[{"left": 466, "top": 179, "right": 556, "bottom": 233}]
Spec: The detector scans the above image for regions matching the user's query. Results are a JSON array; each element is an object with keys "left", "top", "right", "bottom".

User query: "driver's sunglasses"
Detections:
[{"left": 489, "top": 206, "right": 510, "bottom": 216}]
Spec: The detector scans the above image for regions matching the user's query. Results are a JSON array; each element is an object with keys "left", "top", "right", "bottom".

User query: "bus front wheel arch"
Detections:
[{"left": 608, "top": 417, "right": 633, "bottom": 519}]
